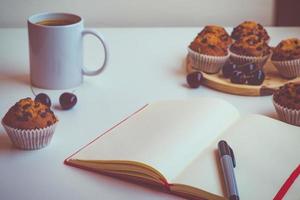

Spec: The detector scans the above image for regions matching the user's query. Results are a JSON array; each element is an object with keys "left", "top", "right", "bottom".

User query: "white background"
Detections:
[{"left": 0, "top": 0, "right": 274, "bottom": 27}]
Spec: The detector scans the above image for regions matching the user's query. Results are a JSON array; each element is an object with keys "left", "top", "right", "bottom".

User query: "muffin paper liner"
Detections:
[
  {"left": 271, "top": 58, "right": 300, "bottom": 79},
  {"left": 187, "top": 47, "right": 229, "bottom": 74},
  {"left": 273, "top": 99, "right": 300, "bottom": 127},
  {"left": 1, "top": 121, "right": 57, "bottom": 150},
  {"left": 229, "top": 51, "right": 271, "bottom": 68}
]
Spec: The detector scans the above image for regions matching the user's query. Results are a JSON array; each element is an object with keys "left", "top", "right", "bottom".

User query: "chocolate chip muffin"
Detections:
[
  {"left": 198, "top": 25, "right": 232, "bottom": 46},
  {"left": 189, "top": 34, "right": 228, "bottom": 56},
  {"left": 3, "top": 97, "right": 57, "bottom": 129},
  {"left": 2, "top": 97, "right": 58, "bottom": 150},
  {"left": 273, "top": 83, "right": 300, "bottom": 110},
  {"left": 271, "top": 38, "right": 300, "bottom": 79},
  {"left": 273, "top": 83, "right": 300, "bottom": 126},
  {"left": 231, "top": 21, "right": 270, "bottom": 42},
  {"left": 229, "top": 35, "right": 271, "bottom": 67},
  {"left": 230, "top": 35, "right": 271, "bottom": 57},
  {"left": 188, "top": 33, "right": 229, "bottom": 74},
  {"left": 272, "top": 38, "right": 300, "bottom": 61}
]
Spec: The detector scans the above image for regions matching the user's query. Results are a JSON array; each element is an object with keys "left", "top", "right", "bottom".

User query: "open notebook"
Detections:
[{"left": 65, "top": 98, "right": 300, "bottom": 200}]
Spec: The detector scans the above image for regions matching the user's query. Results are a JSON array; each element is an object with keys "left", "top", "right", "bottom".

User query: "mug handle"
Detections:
[{"left": 81, "top": 29, "right": 109, "bottom": 76}]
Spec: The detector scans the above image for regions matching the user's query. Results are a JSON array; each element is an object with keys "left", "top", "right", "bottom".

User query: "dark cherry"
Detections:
[
  {"left": 186, "top": 72, "right": 203, "bottom": 88},
  {"left": 230, "top": 70, "right": 246, "bottom": 84},
  {"left": 222, "top": 61, "right": 238, "bottom": 78},
  {"left": 35, "top": 93, "right": 51, "bottom": 107},
  {"left": 241, "top": 63, "right": 257, "bottom": 75},
  {"left": 247, "top": 69, "right": 265, "bottom": 85},
  {"left": 59, "top": 92, "right": 77, "bottom": 110}
]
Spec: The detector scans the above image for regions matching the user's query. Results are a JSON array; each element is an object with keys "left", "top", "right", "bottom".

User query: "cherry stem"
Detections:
[{"left": 30, "top": 85, "right": 37, "bottom": 96}]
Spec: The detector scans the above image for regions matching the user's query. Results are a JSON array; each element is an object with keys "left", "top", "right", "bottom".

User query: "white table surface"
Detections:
[{"left": 0, "top": 27, "right": 299, "bottom": 200}]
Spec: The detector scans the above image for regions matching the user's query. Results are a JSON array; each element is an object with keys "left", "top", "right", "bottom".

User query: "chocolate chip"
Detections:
[
  {"left": 40, "top": 112, "right": 47, "bottom": 118},
  {"left": 34, "top": 103, "right": 40, "bottom": 108},
  {"left": 201, "top": 38, "right": 207, "bottom": 43},
  {"left": 22, "top": 104, "right": 31, "bottom": 110},
  {"left": 16, "top": 112, "right": 32, "bottom": 121},
  {"left": 24, "top": 112, "right": 32, "bottom": 118},
  {"left": 47, "top": 121, "right": 52, "bottom": 126},
  {"left": 220, "top": 34, "right": 228, "bottom": 41},
  {"left": 16, "top": 116, "right": 28, "bottom": 121},
  {"left": 208, "top": 44, "right": 215, "bottom": 48},
  {"left": 256, "top": 46, "right": 262, "bottom": 51}
]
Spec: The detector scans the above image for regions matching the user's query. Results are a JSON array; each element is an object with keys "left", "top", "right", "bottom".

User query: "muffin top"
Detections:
[
  {"left": 271, "top": 38, "right": 300, "bottom": 61},
  {"left": 189, "top": 34, "right": 228, "bottom": 56},
  {"left": 198, "top": 25, "right": 232, "bottom": 46},
  {"left": 230, "top": 35, "right": 271, "bottom": 57},
  {"left": 231, "top": 21, "right": 270, "bottom": 41},
  {"left": 273, "top": 83, "right": 300, "bottom": 110},
  {"left": 2, "top": 97, "right": 58, "bottom": 129}
]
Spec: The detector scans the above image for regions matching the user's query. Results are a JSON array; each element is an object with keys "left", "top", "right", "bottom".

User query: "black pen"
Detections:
[{"left": 218, "top": 140, "right": 239, "bottom": 200}]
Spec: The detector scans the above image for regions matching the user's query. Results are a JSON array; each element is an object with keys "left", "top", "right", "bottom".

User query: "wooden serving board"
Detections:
[{"left": 186, "top": 55, "right": 300, "bottom": 96}]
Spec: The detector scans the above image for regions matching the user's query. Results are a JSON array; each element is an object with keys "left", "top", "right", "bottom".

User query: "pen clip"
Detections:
[{"left": 229, "top": 146, "right": 236, "bottom": 168}]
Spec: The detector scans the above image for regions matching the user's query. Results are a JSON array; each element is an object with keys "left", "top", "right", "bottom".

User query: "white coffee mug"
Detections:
[{"left": 28, "top": 12, "right": 108, "bottom": 89}]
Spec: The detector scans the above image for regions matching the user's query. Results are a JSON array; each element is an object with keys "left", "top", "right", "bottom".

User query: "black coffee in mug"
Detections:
[{"left": 36, "top": 19, "right": 78, "bottom": 26}]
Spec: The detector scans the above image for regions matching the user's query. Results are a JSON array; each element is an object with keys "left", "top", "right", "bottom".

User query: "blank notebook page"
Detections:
[
  {"left": 70, "top": 98, "right": 239, "bottom": 182},
  {"left": 174, "top": 115, "right": 300, "bottom": 199}
]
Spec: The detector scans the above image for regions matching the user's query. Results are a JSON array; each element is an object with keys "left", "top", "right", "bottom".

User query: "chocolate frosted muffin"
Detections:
[
  {"left": 2, "top": 97, "right": 58, "bottom": 150},
  {"left": 272, "top": 38, "right": 300, "bottom": 61},
  {"left": 273, "top": 83, "right": 300, "bottom": 126},
  {"left": 3, "top": 97, "right": 57, "bottom": 129},
  {"left": 230, "top": 35, "right": 271, "bottom": 57},
  {"left": 231, "top": 21, "right": 270, "bottom": 42},
  {"left": 189, "top": 34, "right": 228, "bottom": 56},
  {"left": 198, "top": 25, "right": 232, "bottom": 46}
]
